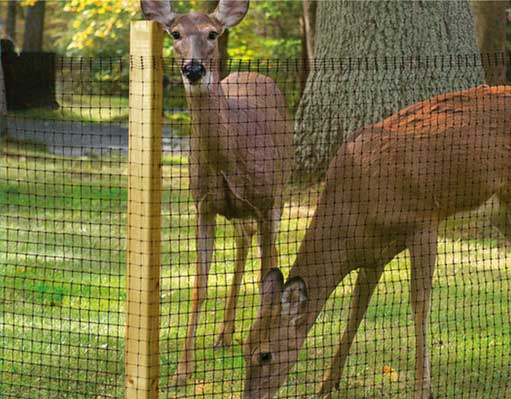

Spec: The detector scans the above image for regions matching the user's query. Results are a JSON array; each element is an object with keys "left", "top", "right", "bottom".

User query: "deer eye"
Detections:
[
  {"left": 208, "top": 31, "right": 218, "bottom": 40},
  {"left": 170, "top": 31, "right": 181, "bottom": 40},
  {"left": 258, "top": 352, "right": 272, "bottom": 365}
]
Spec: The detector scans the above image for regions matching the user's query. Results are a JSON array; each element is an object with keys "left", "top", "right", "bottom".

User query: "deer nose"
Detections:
[{"left": 181, "top": 60, "right": 206, "bottom": 83}]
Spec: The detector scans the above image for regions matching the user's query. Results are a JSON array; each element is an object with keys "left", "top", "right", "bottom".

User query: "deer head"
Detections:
[
  {"left": 140, "top": 0, "right": 249, "bottom": 93},
  {"left": 243, "top": 268, "right": 309, "bottom": 399}
]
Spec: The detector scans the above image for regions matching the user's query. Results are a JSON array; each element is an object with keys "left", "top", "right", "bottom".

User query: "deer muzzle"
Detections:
[{"left": 181, "top": 60, "right": 206, "bottom": 84}]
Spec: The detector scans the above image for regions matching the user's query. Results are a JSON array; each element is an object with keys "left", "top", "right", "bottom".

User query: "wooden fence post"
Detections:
[{"left": 126, "top": 20, "right": 163, "bottom": 399}]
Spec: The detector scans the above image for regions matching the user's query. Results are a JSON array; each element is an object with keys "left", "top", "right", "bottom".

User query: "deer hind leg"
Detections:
[
  {"left": 257, "top": 208, "right": 281, "bottom": 283},
  {"left": 491, "top": 192, "right": 511, "bottom": 243},
  {"left": 408, "top": 226, "right": 438, "bottom": 399},
  {"left": 214, "top": 220, "right": 256, "bottom": 348},
  {"left": 318, "top": 265, "right": 385, "bottom": 397},
  {"left": 172, "top": 210, "right": 216, "bottom": 386}
]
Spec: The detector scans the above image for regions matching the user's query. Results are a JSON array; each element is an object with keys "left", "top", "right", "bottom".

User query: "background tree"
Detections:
[
  {"left": 203, "top": 0, "right": 229, "bottom": 78},
  {"left": 294, "top": 1, "right": 485, "bottom": 179},
  {"left": 472, "top": 0, "right": 510, "bottom": 85},
  {"left": 0, "top": 40, "right": 7, "bottom": 138},
  {"left": 6, "top": 1, "right": 17, "bottom": 43},
  {"left": 302, "top": 0, "right": 316, "bottom": 72},
  {"left": 23, "top": 0, "right": 46, "bottom": 52}
]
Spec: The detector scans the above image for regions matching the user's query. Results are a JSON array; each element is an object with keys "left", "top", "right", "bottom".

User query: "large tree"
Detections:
[
  {"left": 22, "top": 0, "right": 46, "bottom": 52},
  {"left": 294, "top": 1, "right": 484, "bottom": 179},
  {"left": 472, "top": 0, "right": 510, "bottom": 85}
]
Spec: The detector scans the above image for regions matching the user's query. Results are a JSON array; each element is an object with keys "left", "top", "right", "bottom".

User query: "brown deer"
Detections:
[
  {"left": 140, "top": 0, "right": 293, "bottom": 386},
  {"left": 243, "top": 85, "right": 511, "bottom": 399}
]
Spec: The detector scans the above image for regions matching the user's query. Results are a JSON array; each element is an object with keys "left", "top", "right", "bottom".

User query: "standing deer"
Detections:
[
  {"left": 243, "top": 85, "right": 511, "bottom": 399},
  {"left": 140, "top": 0, "right": 293, "bottom": 386}
]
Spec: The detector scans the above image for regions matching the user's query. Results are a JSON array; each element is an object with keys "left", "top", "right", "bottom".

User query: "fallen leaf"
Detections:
[
  {"left": 382, "top": 365, "right": 399, "bottom": 382},
  {"left": 195, "top": 380, "right": 212, "bottom": 395}
]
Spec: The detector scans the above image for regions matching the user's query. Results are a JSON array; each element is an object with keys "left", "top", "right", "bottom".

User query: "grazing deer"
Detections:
[
  {"left": 243, "top": 85, "right": 511, "bottom": 399},
  {"left": 141, "top": 0, "right": 293, "bottom": 386}
]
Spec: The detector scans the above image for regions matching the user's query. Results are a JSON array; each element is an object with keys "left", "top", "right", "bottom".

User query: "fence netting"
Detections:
[{"left": 1, "top": 54, "right": 510, "bottom": 399}]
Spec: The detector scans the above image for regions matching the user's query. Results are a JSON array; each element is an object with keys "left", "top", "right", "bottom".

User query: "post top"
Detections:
[{"left": 130, "top": 20, "right": 164, "bottom": 57}]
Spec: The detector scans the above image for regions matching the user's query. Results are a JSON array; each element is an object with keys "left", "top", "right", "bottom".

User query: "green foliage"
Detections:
[
  {"left": 55, "top": 0, "right": 138, "bottom": 57},
  {"left": 47, "top": 0, "right": 302, "bottom": 60},
  {"left": 227, "top": 0, "right": 302, "bottom": 60}
]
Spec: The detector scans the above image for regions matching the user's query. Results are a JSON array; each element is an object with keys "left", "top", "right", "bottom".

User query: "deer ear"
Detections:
[
  {"left": 210, "top": 0, "right": 249, "bottom": 28},
  {"left": 281, "top": 277, "right": 308, "bottom": 326},
  {"left": 260, "top": 268, "right": 284, "bottom": 309},
  {"left": 140, "top": 0, "right": 177, "bottom": 29}
]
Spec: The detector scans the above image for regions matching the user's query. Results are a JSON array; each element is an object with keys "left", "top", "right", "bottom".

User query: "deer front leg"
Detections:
[
  {"left": 318, "top": 266, "right": 385, "bottom": 397},
  {"left": 408, "top": 227, "right": 437, "bottom": 399},
  {"left": 257, "top": 208, "right": 281, "bottom": 284},
  {"left": 172, "top": 210, "right": 216, "bottom": 386},
  {"left": 214, "top": 220, "right": 256, "bottom": 348}
]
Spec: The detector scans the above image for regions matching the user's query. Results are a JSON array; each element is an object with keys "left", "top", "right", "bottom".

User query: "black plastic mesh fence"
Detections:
[
  {"left": 1, "top": 56, "right": 130, "bottom": 398},
  {"left": 1, "top": 54, "right": 511, "bottom": 399}
]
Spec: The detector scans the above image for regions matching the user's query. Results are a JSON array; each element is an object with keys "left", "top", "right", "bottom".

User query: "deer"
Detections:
[
  {"left": 242, "top": 84, "right": 511, "bottom": 399},
  {"left": 140, "top": 0, "right": 294, "bottom": 386}
]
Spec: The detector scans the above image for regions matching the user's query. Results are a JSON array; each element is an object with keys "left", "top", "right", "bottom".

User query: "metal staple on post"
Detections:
[{"left": 126, "top": 20, "right": 163, "bottom": 399}]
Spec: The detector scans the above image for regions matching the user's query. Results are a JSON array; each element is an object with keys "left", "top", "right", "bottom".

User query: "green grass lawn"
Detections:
[
  {"left": 1, "top": 140, "right": 510, "bottom": 399},
  {"left": 11, "top": 94, "right": 192, "bottom": 137},
  {"left": 12, "top": 95, "right": 130, "bottom": 124}
]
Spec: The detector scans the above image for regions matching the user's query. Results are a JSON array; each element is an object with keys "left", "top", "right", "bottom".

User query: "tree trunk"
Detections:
[
  {"left": 204, "top": 0, "right": 229, "bottom": 78},
  {"left": 6, "top": 0, "right": 17, "bottom": 43},
  {"left": 294, "top": 0, "right": 484, "bottom": 179},
  {"left": 22, "top": 0, "right": 46, "bottom": 52},
  {"left": 303, "top": 0, "right": 316, "bottom": 71},
  {"left": 472, "top": 0, "right": 510, "bottom": 85}
]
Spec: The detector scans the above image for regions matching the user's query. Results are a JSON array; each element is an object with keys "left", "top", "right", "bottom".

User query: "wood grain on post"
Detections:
[{"left": 126, "top": 20, "right": 163, "bottom": 399}]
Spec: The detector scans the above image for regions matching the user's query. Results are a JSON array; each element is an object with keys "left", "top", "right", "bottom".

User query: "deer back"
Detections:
[{"left": 323, "top": 85, "right": 511, "bottom": 237}]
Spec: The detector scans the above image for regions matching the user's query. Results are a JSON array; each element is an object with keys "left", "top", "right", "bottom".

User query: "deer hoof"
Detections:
[
  {"left": 316, "top": 389, "right": 332, "bottom": 399},
  {"left": 171, "top": 371, "right": 191, "bottom": 387},
  {"left": 317, "top": 379, "right": 337, "bottom": 398},
  {"left": 414, "top": 391, "right": 434, "bottom": 399},
  {"left": 213, "top": 332, "right": 233, "bottom": 348}
]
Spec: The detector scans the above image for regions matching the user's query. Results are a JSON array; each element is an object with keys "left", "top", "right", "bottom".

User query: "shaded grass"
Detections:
[
  {"left": 12, "top": 95, "right": 130, "bottom": 124},
  {"left": 1, "top": 141, "right": 510, "bottom": 398},
  {"left": 10, "top": 94, "right": 192, "bottom": 137}
]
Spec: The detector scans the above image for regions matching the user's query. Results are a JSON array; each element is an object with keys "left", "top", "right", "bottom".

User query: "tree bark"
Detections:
[
  {"left": 22, "top": 0, "right": 46, "bottom": 52},
  {"left": 6, "top": 0, "right": 17, "bottom": 43},
  {"left": 472, "top": 0, "right": 510, "bottom": 85},
  {"left": 294, "top": 0, "right": 485, "bottom": 179}
]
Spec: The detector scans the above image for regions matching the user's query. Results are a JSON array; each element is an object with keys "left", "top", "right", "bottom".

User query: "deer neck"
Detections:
[
  {"left": 288, "top": 224, "right": 355, "bottom": 332},
  {"left": 184, "top": 69, "right": 231, "bottom": 161},
  {"left": 184, "top": 63, "right": 225, "bottom": 122}
]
